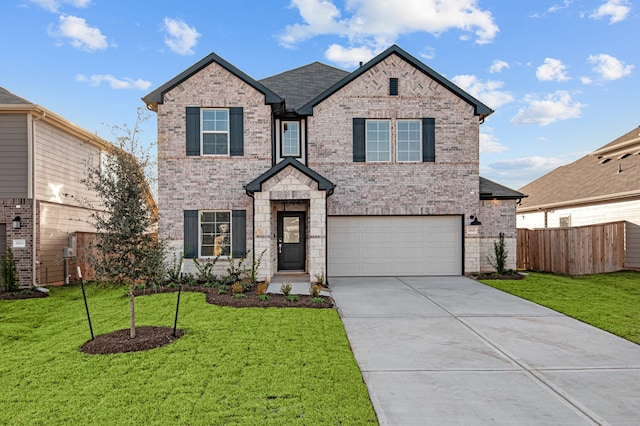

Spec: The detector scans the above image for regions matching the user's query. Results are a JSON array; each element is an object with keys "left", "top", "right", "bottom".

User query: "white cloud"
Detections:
[
  {"left": 588, "top": 53, "right": 634, "bottom": 80},
  {"left": 451, "top": 74, "right": 514, "bottom": 109},
  {"left": 589, "top": 0, "right": 631, "bottom": 24},
  {"left": 483, "top": 156, "right": 568, "bottom": 189},
  {"left": 75, "top": 74, "right": 151, "bottom": 90},
  {"left": 536, "top": 58, "right": 570, "bottom": 82},
  {"left": 279, "top": 0, "right": 499, "bottom": 57},
  {"left": 548, "top": 0, "right": 572, "bottom": 13},
  {"left": 325, "top": 44, "right": 377, "bottom": 68},
  {"left": 163, "top": 17, "right": 200, "bottom": 55},
  {"left": 580, "top": 76, "right": 593, "bottom": 85},
  {"left": 29, "top": 0, "right": 90, "bottom": 13},
  {"left": 420, "top": 46, "right": 436, "bottom": 61},
  {"left": 489, "top": 60, "right": 509, "bottom": 74},
  {"left": 479, "top": 127, "right": 508, "bottom": 154},
  {"left": 51, "top": 15, "right": 107, "bottom": 52},
  {"left": 510, "top": 91, "right": 586, "bottom": 126}
]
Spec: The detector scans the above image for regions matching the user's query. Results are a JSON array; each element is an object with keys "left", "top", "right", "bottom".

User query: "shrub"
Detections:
[
  {"left": 311, "top": 297, "right": 324, "bottom": 304},
  {"left": 487, "top": 232, "right": 508, "bottom": 275},
  {"left": 1, "top": 248, "right": 19, "bottom": 292},
  {"left": 286, "top": 294, "right": 299, "bottom": 302},
  {"left": 247, "top": 249, "right": 266, "bottom": 285},
  {"left": 218, "top": 285, "right": 228, "bottom": 295},
  {"left": 310, "top": 284, "right": 322, "bottom": 297},
  {"left": 231, "top": 282, "right": 243, "bottom": 295},
  {"left": 193, "top": 256, "right": 219, "bottom": 284},
  {"left": 280, "top": 283, "right": 292, "bottom": 296},
  {"left": 314, "top": 271, "right": 325, "bottom": 286},
  {"left": 257, "top": 294, "right": 270, "bottom": 302},
  {"left": 256, "top": 282, "right": 268, "bottom": 296}
]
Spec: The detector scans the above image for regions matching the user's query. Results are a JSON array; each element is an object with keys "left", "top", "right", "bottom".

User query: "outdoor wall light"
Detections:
[
  {"left": 12, "top": 216, "right": 22, "bottom": 229},
  {"left": 469, "top": 214, "right": 481, "bottom": 226}
]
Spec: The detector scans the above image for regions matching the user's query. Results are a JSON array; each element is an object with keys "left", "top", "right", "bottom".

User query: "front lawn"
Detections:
[
  {"left": 0, "top": 284, "right": 377, "bottom": 425},
  {"left": 480, "top": 271, "right": 640, "bottom": 345}
]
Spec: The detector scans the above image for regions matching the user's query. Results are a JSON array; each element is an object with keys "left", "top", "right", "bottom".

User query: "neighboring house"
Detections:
[
  {"left": 0, "top": 87, "right": 157, "bottom": 285},
  {"left": 517, "top": 126, "right": 640, "bottom": 268},
  {"left": 143, "top": 45, "right": 523, "bottom": 282}
]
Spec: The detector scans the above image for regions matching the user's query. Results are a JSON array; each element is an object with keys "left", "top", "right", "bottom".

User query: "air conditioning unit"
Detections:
[{"left": 63, "top": 247, "right": 75, "bottom": 258}]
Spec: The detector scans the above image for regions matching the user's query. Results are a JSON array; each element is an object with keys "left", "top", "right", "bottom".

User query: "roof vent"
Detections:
[
  {"left": 619, "top": 153, "right": 631, "bottom": 160},
  {"left": 389, "top": 78, "right": 398, "bottom": 96},
  {"left": 600, "top": 158, "right": 611, "bottom": 164}
]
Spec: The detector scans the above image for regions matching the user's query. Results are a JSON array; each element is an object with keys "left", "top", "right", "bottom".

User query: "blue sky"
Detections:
[{"left": 1, "top": 0, "right": 638, "bottom": 190}]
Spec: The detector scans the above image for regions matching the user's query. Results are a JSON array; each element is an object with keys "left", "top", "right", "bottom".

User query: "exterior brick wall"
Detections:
[
  {"left": 0, "top": 198, "right": 39, "bottom": 286},
  {"left": 477, "top": 199, "right": 518, "bottom": 271}
]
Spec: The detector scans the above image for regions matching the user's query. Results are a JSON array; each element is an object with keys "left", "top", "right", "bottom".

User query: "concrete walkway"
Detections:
[{"left": 330, "top": 276, "right": 640, "bottom": 425}]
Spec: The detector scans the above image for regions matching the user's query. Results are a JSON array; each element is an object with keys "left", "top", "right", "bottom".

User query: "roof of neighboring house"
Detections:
[
  {"left": 259, "top": 62, "right": 349, "bottom": 112},
  {"left": 479, "top": 177, "right": 526, "bottom": 200},
  {"left": 142, "top": 52, "right": 282, "bottom": 111},
  {"left": 297, "top": 45, "right": 494, "bottom": 118},
  {"left": 0, "top": 86, "right": 32, "bottom": 105},
  {"left": 518, "top": 126, "right": 640, "bottom": 212}
]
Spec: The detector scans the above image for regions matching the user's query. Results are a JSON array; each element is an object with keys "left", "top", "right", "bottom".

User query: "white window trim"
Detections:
[
  {"left": 365, "top": 119, "right": 391, "bottom": 163},
  {"left": 201, "top": 108, "right": 229, "bottom": 156},
  {"left": 396, "top": 119, "right": 422, "bottom": 163},
  {"left": 199, "top": 210, "right": 232, "bottom": 259},
  {"left": 281, "top": 121, "right": 301, "bottom": 157}
]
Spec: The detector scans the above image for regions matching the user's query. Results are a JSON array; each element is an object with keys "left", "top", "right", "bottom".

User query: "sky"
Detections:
[{"left": 1, "top": 0, "right": 638, "bottom": 190}]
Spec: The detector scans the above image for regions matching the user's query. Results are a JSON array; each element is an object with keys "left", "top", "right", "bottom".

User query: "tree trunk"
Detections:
[{"left": 129, "top": 282, "right": 136, "bottom": 339}]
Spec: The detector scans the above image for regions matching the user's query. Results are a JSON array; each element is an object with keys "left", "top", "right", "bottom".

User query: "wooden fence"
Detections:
[{"left": 517, "top": 221, "right": 625, "bottom": 275}]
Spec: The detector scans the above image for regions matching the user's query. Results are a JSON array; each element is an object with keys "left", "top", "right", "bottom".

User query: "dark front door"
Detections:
[{"left": 277, "top": 212, "right": 306, "bottom": 271}]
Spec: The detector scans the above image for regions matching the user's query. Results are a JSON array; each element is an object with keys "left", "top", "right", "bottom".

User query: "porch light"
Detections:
[
  {"left": 12, "top": 216, "right": 22, "bottom": 229},
  {"left": 469, "top": 215, "right": 481, "bottom": 226}
]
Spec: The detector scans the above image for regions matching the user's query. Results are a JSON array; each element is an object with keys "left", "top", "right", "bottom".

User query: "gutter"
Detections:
[
  {"left": 517, "top": 189, "right": 640, "bottom": 213},
  {"left": 31, "top": 110, "right": 46, "bottom": 287}
]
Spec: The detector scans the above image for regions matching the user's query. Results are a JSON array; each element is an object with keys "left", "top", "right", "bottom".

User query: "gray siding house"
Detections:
[
  {"left": 143, "top": 45, "right": 523, "bottom": 282},
  {"left": 0, "top": 87, "right": 156, "bottom": 285}
]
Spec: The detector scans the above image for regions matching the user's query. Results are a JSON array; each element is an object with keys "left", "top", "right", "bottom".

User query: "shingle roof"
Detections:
[
  {"left": 0, "top": 87, "right": 33, "bottom": 105},
  {"left": 518, "top": 126, "right": 640, "bottom": 212},
  {"left": 479, "top": 177, "right": 525, "bottom": 200},
  {"left": 259, "top": 62, "right": 349, "bottom": 112},
  {"left": 244, "top": 157, "right": 335, "bottom": 196}
]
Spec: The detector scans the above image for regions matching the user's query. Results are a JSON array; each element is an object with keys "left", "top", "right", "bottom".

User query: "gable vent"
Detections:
[{"left": 389, "top": 78, "right": 398, "bottom": 96}]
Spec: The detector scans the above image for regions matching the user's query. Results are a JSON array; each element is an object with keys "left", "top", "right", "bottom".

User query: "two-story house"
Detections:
[
  {"left": 143, "top": 45, "right": 523, "bottom": 283},
  {"left": 0, "top": 87, "right": 157, "bottom": 286}
]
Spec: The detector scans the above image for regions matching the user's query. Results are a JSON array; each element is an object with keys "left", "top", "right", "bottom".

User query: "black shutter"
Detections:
[
  {"left": 186, "top": 107, "right": 201, "bottom": 156},
  {"left": 184, "top": 210, "right": 198, "bottom": 258},
  {"left": 229, "top": 107, "right": 244, "bottom": 156},
  {"left": 389, "top": 78, "right": 398, "bottom": 96},
  {"left": 353, "top": 118, "right": 365, "bottom": 162},
  {"left": 422, "top": 117, "right": 435, "bottom": 162},
  {"left": 231, "top": 210, "right": 246, "bottom": 258}
]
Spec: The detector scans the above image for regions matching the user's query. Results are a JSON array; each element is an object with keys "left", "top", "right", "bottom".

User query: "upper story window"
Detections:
[
  {"left": 282, "top": 121, "right": 300, "bottom": 157},
  {"left": 396, "top": 120, "right": 422, "bottom": 162},
  {"left": 366, "top": 120, "right": 391, "bottom": 162},
  {"left": 201, "top": 109, "right": 229, "bottom": 155}
]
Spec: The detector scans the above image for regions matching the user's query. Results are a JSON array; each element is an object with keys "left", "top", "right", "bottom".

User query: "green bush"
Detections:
[
  {"left": 487, "top": 232, "right": 508, "bottom": 275},
  {"left": 1, "top": 247, "right": 19, "bottom": 292}
]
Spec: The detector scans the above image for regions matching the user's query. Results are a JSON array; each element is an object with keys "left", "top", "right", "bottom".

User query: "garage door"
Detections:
[{"left": 328, "top": 216, "right": 462, "bottom": 276}]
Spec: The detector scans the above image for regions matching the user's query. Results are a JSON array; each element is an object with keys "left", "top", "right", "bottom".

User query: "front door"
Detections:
[{"left": 277, "top": 212, "right": 306, "bottom": 271}]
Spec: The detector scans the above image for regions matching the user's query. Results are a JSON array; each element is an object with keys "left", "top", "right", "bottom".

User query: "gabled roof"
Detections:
[
  {"left": 518, "top": 126, "right": 640, "bottom": 212},
  {"left": 297, "top": 44, "right": 494, "bottom": 118},
  {"left": 142, "top": 52, "right": 282, "bottom": 111},
  {"left": 259, "top": 62, "right": 349, "bottom": 112},
  {"left": 479, "top": 177, "right": 525, "bottom": 200},
  {"left": 0, "top": 87, "right": 32, "bottom": 105},
  {"left": 244, "top": 157, "right": 335, "bottom": 196}
]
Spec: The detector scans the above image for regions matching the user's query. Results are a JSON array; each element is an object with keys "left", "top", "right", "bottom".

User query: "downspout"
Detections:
[{"left": 31, "top": 110, "right": 46, "bottom": 286}]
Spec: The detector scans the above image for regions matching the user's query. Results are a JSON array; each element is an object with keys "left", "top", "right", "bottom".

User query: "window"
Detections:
[
  {"left": 366, "top": 120, "right": 390, "bottom": 162},
  {"left": 559, "top": 216, "right": 571, "bottom": 227},
  {"left": 282, "top": 121, "right": 300, "bottom": 157},
  {"left": 389, "top": 78, "right": 398, "bottom": 96},
  {"left": 397, "top": 120, "right": 422, "bottom": 162},
  {"left": 200, "top": 211, "right": 231, "bottom": 257},
  {"left": 202, "top": 109, "right": 229, "bottom": 155}
]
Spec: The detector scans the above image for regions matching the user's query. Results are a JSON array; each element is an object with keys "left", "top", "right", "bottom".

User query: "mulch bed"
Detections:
[
  {"left": 79, "top": 284, "right": 333, "bottom": 355},
  {"left": 0, "top": 289, "right": 49, "bottom": 300}
]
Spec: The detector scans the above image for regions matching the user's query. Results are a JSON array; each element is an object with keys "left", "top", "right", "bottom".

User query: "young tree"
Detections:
[{"left": 82, "top": 110, "right": 164, "bottom": 339}]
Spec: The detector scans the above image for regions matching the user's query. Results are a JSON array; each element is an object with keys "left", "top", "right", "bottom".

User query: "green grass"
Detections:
[
  {"left": 481, "top": 271, "right": 640, "bottom": 344},
  {"left": 0, "top": 285, "right": 377, "bottom": 425}
]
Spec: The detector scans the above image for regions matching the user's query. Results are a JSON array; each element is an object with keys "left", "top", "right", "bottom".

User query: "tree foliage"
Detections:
[
  {"left": 487, "top": 232, "right": 508, "bottom": 275},
  {"left": 1, "top": 247, "right": 19, "bottom": 292},
  {"left": 82, "top": 110, "right": 164, "bottom": 338}
]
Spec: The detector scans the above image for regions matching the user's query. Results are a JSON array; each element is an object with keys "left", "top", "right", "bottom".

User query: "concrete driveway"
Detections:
[{"left": 330, "top": 276, "right": 640, "bottom": 425}]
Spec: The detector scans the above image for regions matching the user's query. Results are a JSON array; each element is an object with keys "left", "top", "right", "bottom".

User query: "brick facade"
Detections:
[
  {"left": 152, "top": 48, "right": 517, "bottom": 278},
  {"left": 0, "top": 198, "right": 39, "bottom": 286}
]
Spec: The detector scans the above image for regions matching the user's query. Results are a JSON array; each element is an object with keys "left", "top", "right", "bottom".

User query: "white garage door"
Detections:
[{"left": 328, "top": 216, "right": 462, "bottom": 276}]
